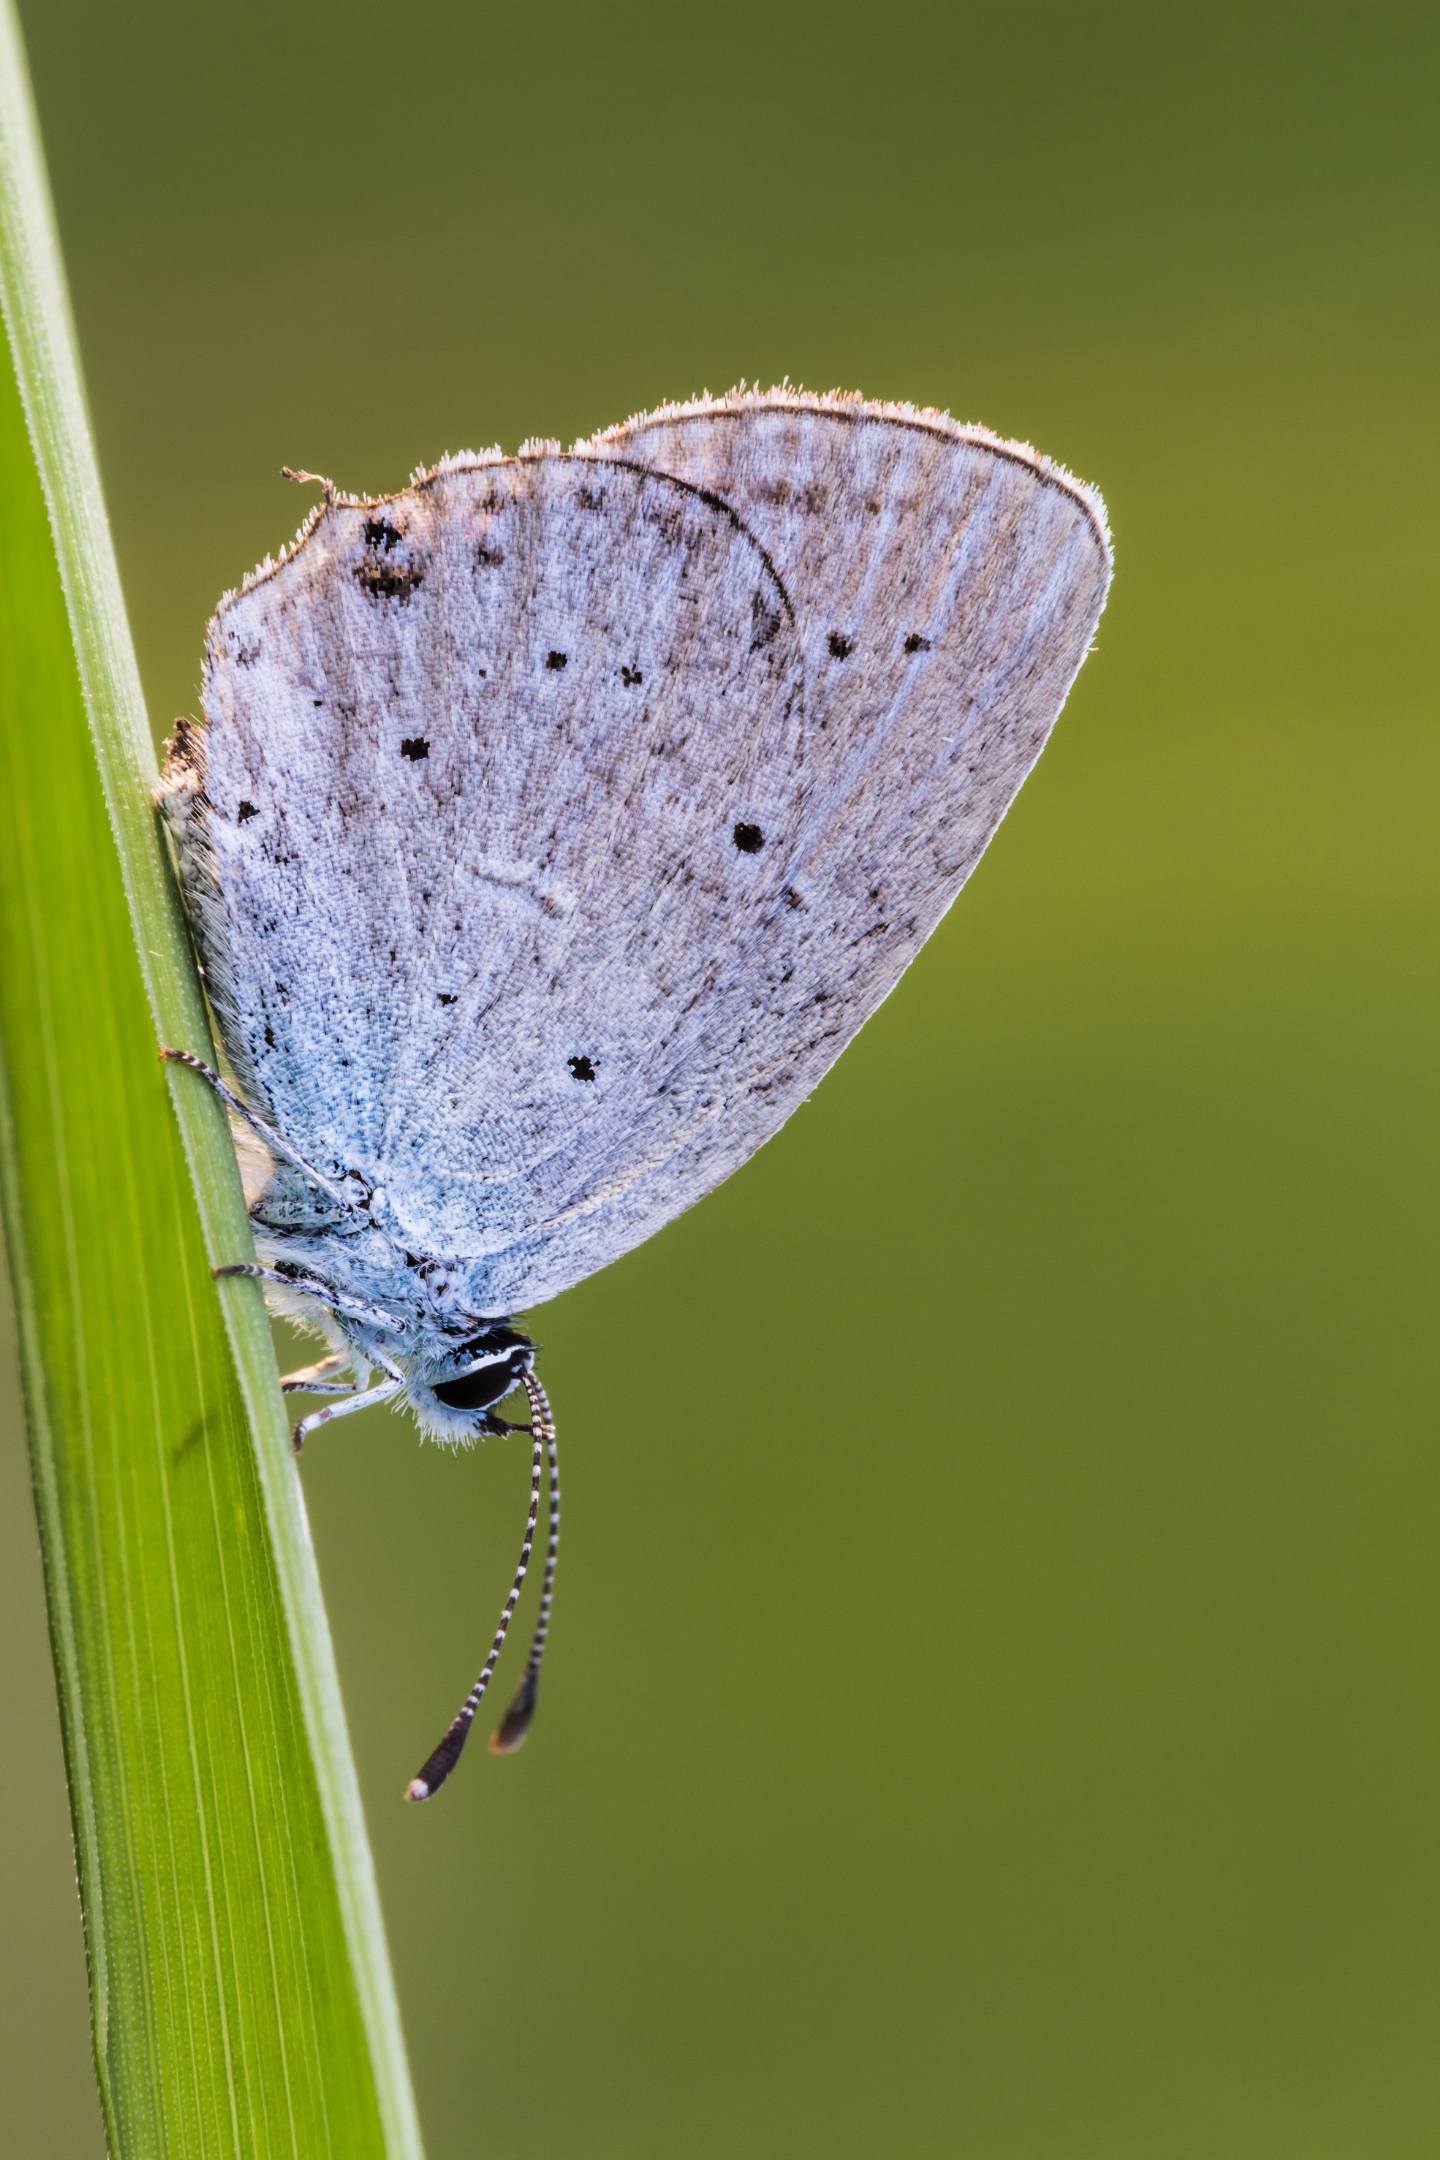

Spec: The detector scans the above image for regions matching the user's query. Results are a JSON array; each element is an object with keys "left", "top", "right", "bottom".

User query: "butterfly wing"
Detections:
[{"left": 167, "top": 395, "right": 1110, "bottom": 1316}]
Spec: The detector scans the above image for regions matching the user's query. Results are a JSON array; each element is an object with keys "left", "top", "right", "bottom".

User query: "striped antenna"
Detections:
[
  {"left": 403, "top": 1369, "right": 554, "bottom": 1802},
  {"left": 491, "top": 1366, "right": 560, "bottom": 1754}
]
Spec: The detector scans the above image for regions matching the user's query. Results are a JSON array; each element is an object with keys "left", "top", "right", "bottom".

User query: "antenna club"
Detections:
[{"left": 490, "top": 1673, "right": 539, "bottom": 1754}]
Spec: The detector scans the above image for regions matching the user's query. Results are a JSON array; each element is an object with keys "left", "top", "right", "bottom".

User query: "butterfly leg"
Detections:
[
  {"left": 292, "top": 1378, "right": 402, "bottom": 1456},
  {"left": 159, "top": 1047, "right": 353, "bottom": 1213},
  {"left": 279, "top": 1353, "right": 352, "bottom": 1395}
]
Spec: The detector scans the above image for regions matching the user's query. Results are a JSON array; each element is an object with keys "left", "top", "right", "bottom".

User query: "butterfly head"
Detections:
[{"left": 414, "top": 1322, "right": 534, "bottom": 1444}]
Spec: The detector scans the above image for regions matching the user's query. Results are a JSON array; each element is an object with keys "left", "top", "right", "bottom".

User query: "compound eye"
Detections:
[{"left": 432, "top": 1355, "right": 524, "bottom": 1413}]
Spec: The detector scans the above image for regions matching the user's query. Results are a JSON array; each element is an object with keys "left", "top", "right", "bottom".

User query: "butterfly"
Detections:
[{"left": 158, "top": 387, "right": 1112, "bottom": 1797}]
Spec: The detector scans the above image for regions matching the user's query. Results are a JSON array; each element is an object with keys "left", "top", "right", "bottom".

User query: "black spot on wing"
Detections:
[
  {"left": 355, "top": 517, "right": 425, "bottom": 604},
  {"left": 733, "top": 822, "right": 764, "bottom": 854},
  {"left": 237, "top": 799, "right": 259, "bottom": 822},
  {"left": 401, "top": 737, "right": 429, "bottom": 761},
  {"left": 827, "top": 632, "right": 854, "bottom": 659},
  {"left": 567, "top": 1054, "right": 597, "bottom": 1082},
  {"left": 546, "top": 650, "right": 568, "bottom": 671}
]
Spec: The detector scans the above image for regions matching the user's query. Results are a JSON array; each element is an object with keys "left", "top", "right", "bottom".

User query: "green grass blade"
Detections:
[{"left": 0, "top": 6, "right": 423, "bottom": 2153}]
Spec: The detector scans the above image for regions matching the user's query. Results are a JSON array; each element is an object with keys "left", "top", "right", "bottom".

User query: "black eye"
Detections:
[{"left": 432, "top": 1354, "right": 526, "bottom": 1413}]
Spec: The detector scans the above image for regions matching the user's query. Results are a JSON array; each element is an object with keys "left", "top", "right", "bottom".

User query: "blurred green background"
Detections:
[{"left": 2, "top": 0, "right": 1436, "bottom": 2153}]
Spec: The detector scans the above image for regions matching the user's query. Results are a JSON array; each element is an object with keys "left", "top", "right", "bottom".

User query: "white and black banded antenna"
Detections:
[{"left": 404, "top": 1365, "right": 560, "bottom": 1801}]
